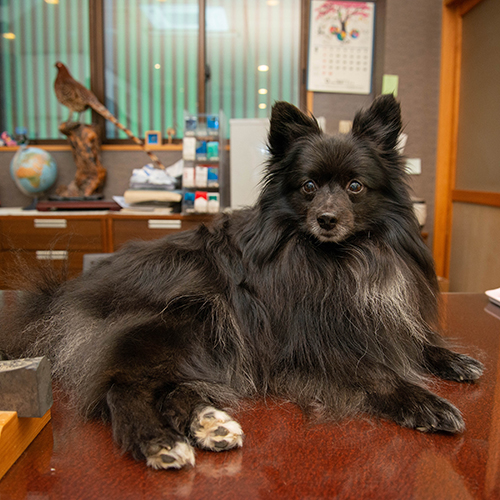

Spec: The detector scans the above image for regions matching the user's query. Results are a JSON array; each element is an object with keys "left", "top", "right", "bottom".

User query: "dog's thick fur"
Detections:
[{"left": 0, "top": 95, "right": 484, "bottom": 469}]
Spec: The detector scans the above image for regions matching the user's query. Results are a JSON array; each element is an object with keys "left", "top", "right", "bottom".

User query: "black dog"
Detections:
[{"left": 1, "top": 95, "right": 484, "bottom": 469}]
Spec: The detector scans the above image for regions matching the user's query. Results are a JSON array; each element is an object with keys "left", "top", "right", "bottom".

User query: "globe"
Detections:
[{"left": 10, "top": 146, "right": 58, "bottom": 199}]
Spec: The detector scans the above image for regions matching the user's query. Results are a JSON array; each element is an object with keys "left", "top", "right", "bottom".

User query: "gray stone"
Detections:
[{"left": 0, "top": 356, "right": 53, "bottom": 417}]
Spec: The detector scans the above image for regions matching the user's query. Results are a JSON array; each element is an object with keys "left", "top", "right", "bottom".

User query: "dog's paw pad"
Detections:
[
  {"left": 146, "top": 441, "right": 195, "bottom": 470},
  {"left": 191, "top": 406, "right": 244, "bottom": 451}
]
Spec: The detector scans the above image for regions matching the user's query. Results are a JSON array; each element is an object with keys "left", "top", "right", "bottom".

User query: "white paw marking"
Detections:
[
  {"left": 146, "top": 441, "right": 195, "bottom": 470},
  {"left": 191, "top": 406, "right": 244, "bottom": 451}
]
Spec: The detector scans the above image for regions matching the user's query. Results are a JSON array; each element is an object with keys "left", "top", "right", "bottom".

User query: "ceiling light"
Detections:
[
  {"left": 154, "top": 63, "right": 161, "bottom": 69},
  {"left": 267, "top": 0, "right": 279, "bottom": 5},
  {"left": 2, "top": 33, "right": 15, "bottom": 40},
  {"left": 258, "top": 88, "right": 268, "bottom": 95},
  {"left": 259, "top": 103, "right": 267, "bottom": 109},
  {"left": 45, "top": 0, "right": 59, "bottom": 4},
  {"left": 258, "top": 65, "right": 269, "bottom": 72}
]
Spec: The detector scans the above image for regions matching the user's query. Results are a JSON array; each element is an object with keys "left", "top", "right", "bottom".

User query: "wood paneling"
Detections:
[
  {"left": 433, "top": 0, "right": 499, "bottom": 290},
  {"left": 452, "top": 190, "right": 500, "bottom": 208},
  {"left": 432, "top": 1, "right": 463, "bottom": 278},
  {"left": 449, "top": 203, "right": 500, "bottom": 291}
]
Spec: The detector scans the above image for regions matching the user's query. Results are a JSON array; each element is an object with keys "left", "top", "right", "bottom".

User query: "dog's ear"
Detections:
[
  {"left": 351, "top": 94, "right": 402, "bottom": 151},
  {"left": 268, "top": 101, "right": 321, "bottom": 159}
]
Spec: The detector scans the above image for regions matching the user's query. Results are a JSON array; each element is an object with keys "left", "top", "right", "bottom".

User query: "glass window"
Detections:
[
  {"left": 0, "top": 0, "right": 91, "bottom": 140},
  {"left": 103, "top": 0, "right": 199, "bottom": 139},
  {"left": 1, "top": 1, "right": 302, "bottom": 142},
  {"left": 205, "top": 0, "right": 301, "bottom": 131}
]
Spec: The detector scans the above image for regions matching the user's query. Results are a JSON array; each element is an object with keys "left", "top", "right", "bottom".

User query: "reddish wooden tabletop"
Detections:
[{"left": 0, "top": 293, "right": 499, "bottom": 500}]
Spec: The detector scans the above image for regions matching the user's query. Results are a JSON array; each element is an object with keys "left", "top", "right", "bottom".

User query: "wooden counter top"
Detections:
[{"left": 0, "top": 293, "right": 499, "bottom": 499}]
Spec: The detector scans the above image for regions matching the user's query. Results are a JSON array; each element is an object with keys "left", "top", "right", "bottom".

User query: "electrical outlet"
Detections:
[{"left": 406, "top": 158, "right": 421, "bottom": 175}]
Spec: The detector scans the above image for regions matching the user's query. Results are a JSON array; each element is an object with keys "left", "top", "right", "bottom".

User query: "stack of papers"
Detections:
[{"left": 485, "top": 288, "right": 500, "bottom": 307}]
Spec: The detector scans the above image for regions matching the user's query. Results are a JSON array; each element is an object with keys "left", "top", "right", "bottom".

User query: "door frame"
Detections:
[{"left": 433, "top": 0, "right": 500, "bottom": 279}]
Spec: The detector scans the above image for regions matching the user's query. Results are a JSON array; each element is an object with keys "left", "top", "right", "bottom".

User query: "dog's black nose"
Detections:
[{"left": 317, "top": 213, "right": 338, "bottom": 230}]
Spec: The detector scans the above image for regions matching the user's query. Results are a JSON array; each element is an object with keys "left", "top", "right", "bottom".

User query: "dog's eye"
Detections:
[
  {"left": 302, "top": 181, "right": 317, "bottom": 194},
  {"left": 347, "top": 180, "right": 363, "bottom": 194}
]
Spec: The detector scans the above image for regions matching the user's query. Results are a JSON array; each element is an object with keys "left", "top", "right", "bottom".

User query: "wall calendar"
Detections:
[{"left": 307, "top": 1, "right": 375, "bottom": 94}]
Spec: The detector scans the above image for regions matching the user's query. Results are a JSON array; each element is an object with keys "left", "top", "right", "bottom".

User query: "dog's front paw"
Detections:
[
  {"left": 440, "top": 353, "right": 484, "bottom": 382},
  {"left": 425, "top": 346, "right": 484, "bottom": 382},
  {"left": 145, "top": 440, "right": 195, "bottom": 470},
  {"left": 191, "top": 406, "right": 244, "bottom": 451},
  {"left": 369, "top": 384, "right": 465, "bottom": 434},
  {"left": 410, "top": 395, "right": 465, "bottom": 434}
]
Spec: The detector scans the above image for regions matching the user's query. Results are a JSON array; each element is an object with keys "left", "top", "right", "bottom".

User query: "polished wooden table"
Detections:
[{"left": 1, "top": 294, "right": 499, "bottom": 499}]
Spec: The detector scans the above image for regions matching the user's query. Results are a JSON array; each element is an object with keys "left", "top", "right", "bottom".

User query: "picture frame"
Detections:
[{"left": 144, "top": 130, "right": 162, "bottom": 148}]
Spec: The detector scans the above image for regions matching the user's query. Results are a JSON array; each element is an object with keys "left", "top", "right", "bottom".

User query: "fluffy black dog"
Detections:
[{"left": 1, "top": 95, "right": 484, "bottom": 469}]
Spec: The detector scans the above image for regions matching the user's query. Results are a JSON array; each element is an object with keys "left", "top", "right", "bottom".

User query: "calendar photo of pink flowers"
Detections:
[{"left": 307, "top": 1, "right": 375, "bottom": 94}]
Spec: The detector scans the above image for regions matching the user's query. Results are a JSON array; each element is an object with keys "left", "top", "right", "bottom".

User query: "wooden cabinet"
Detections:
[
  {"left": 110, "top": 214, "right": 211, "bottom": 250},
  {"left": 0, "top": 211, "right": 212, "bottom": 288},
  {"left": 1, "top": 217, "right": 105, "bottom": 251},
  {"left": 0, "top": 214, "right": 108, "bottom": 286}
]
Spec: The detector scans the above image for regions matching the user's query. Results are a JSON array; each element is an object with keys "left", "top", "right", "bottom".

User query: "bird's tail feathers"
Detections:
[{"left": 89, "top": 101, "right": 166, "bottom": 169}]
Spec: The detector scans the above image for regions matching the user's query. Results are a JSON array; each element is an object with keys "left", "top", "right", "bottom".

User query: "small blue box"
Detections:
[
  {"left": 196, "top": 141, "right": 208, "bottom": 160},
  {"left": 207, "top": 167, "right": 219, "bottom": 187},
  {"left": 183, "top": 192, "right": 195, "bottom": 213},
  {"left": 207, "top": 115, "right": 219, "bottom": 136},
  {"left": 185, "top": 116, "right": 197, "bottom": 136}
]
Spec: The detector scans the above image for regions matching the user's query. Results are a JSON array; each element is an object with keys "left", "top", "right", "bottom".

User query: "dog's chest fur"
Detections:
[{"left": 223, "top": 229, "right": 424, "bottom": 381}]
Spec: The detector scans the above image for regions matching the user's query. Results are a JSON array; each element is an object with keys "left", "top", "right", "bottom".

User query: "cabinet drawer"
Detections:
[
  {"left": 1, "top": 250, "right": 90, "bottom": 288},
  {"left": 112, "top": 218, "right": 204, "bottom": 250},
  {"left": 1, "top": 218, "right": 104, "bottom": 251}
]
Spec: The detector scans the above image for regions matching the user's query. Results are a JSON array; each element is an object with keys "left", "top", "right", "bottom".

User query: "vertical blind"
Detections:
[
  {"left": 1, "top": 0, "right": 301, "bottom": 141},
  {"left": 103, "top": 0, "right": 199, "bottom": 139},
  {"left": 206, "top": 0, "right": 301, "bottom": 124},
  {"left": 0, "top": 0, "right": 91, "bottom": 140}
]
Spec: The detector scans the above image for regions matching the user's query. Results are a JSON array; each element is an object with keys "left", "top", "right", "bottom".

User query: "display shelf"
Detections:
[{"left": 181, "top": 111, "right": 228, "bottom": 214}]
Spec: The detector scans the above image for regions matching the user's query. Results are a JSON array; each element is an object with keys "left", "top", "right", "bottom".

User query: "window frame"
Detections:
[{"left": 13, "top": 0, "right": 309, "bottom": 145}]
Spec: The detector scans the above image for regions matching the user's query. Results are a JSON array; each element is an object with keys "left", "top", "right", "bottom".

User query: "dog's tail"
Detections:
[{"left": 0, "top": 261, "right": 65, "bottom": 360}]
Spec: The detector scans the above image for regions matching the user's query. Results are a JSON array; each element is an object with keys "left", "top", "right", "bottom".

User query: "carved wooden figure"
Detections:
[{"left": 56, "top": 122, "right": 107, "bottom": 198}]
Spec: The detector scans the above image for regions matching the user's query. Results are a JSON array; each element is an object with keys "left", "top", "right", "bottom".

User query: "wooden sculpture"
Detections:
[{"left": 55, "top": 122, "right": 107, "bottom": 198}]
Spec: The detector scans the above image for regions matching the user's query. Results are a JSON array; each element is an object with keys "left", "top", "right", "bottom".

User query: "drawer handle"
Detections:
[
  {"left": 148, "top": 220, "right": 182, "bottom": 230},
  {"left": 36, "top": 250, "right": 68, "bottom": 260},
  {"left": 34, "top": 219, "right": 67, "bottom": 229}
]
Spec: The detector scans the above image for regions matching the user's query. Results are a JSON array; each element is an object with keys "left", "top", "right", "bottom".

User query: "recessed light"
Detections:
[
  {"left": 2, "top": 33, "right": 15, "bottom": 40},
  {"left": 154, "top": 63, "right": 161, "bottom": 69},
  {"left": 258, "top": 65, "right": 269, "bottom": 72},
  {"left": 259, "top": 103, "right": 267, "bottom": 109},
  {"left": 45, "top": 0, "right": 59, "bottom": 4},
  {"left": 258, "top": 88, "right": 268, "bottom": 95}
]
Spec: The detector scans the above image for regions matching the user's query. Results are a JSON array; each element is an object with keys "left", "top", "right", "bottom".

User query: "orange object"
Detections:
[{"left": 0, "top": 410, "right": 51, "bottom": 480}]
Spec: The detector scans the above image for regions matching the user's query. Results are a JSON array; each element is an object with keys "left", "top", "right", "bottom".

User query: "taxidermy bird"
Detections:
[{"left": 54, "top": 61, "right": 165, "bottom": 169}]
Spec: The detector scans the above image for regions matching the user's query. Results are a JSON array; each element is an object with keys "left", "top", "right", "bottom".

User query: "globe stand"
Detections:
[{"left": 22, "top": 196, "right": 39, "bottom": 211}]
